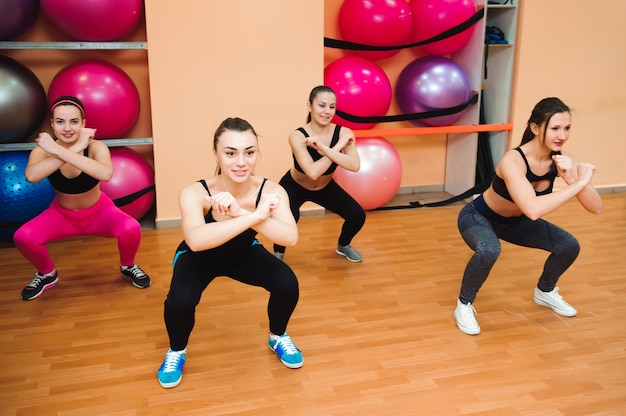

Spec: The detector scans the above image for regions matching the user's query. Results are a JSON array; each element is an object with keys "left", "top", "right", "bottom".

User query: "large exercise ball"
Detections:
[
  {"left": 395, "top": 56, "right": 471, "bottom": 127},
  {"left": 324, "top": 56, "right": 392, "bottom": 130},
  {"left": 333, "top": 137, "right": 402, "bottom": 211},
  {"left": 410, "top": 0, "right": 477, "bottom": 56},
  {"left": 0, "top": 0, "right": 39, "bottom": 40},
  {"left": 0, "top": 56, "right": 47, "bottom": 144},
  {"left": 40, "top": 0, "right": 143, "bottom": 41},
  {"left": 48, "top": 59, "right": 140, "bottom": 139},
  {"left": 338, "top": 0, "right": 413, "bottom": 61},
  {"left": 100, "top": 147, "right": 154, "bottom": 220},
  {"left": 0, "top": 151, "right": 55, "bottom": 241}
]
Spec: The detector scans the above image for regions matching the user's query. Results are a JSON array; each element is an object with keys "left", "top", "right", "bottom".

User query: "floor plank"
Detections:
[{"left": 0, "top": 193, "right": 624, "bottom": 415}]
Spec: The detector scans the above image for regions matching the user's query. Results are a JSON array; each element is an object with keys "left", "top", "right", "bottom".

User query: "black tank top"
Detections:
[
  {"left": 177, "top": 178, "right": 267, "bottom": 265},
  {"left": 492, "top": 147, "right": 558, "bottom": 202},
  {"left": 47, "top": 148, "right": 99, "bottom": 194},
  {"left": 293, "top": 125, "right": 341, "bottom": 176}
]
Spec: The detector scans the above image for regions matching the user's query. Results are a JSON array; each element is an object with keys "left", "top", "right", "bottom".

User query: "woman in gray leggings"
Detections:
[{"left": 454, "top": 97, "right": 602, "bottom": 335}]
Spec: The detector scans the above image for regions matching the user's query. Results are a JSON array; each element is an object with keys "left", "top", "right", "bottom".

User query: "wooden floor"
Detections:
[{"left": 1, "top": 193, "right": 625, "bottom": 416}]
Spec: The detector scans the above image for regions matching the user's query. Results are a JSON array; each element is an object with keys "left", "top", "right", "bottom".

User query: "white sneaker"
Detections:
[
  {"left": 533, "top": 287, "right": 577, "bottom": 317},
  {"left": 454, "top": 299, "right": 480, "bottom": 335}
]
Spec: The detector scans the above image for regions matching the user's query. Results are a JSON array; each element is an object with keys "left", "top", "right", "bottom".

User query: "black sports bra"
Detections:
[
  {"left": 48, "top": 148, "right": 99, "bottom": 194},
  {"left": 492, "top": 147, "right": 558, "bottom": 202},
  {"left": 293, "top": 125, "right": 341, "bottom": 176},
  {"left": 199, "top": 178, "right": 267, "bottom": 222}
]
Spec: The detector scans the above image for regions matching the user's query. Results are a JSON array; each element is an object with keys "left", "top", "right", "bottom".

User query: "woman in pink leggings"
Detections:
[{"left": 13, "top": 95, "right": 151, "bottom": 301}]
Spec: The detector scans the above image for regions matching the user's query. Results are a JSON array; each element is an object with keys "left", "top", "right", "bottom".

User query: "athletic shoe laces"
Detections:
[
  {"left": 162, "top": 351, "right": 183, "bottom": 372},
  {"left": 125, "top": 264, "right": 146, "bottom": 278},
  {"left": 27, "top": 274, "right": 47, "bottom": 288},
  {"left": 276, "top": 336, "right": 299, "bottom": 355}
]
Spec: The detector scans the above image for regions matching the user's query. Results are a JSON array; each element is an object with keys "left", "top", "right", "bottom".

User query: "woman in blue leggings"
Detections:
[{"left": 454, "top": 97, "right": 602, "bottom": 335}]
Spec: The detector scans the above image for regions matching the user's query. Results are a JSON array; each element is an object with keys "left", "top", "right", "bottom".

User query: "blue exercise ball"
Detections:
[
  {"left": 0, "top": 151, "right": 55, "bottom": 241},
  {"left": 0, "top": 56, "right": 48, "bottom": 144}
]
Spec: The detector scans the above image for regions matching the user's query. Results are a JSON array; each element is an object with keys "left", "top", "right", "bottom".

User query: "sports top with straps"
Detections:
[
  {"left": 177, "top": 178, "right": 267, "bottom": 264},
  {"left": 48, "top": 148, "right": 99, "bottom": 194},
  {"left": 293, "top": 124, "right": 341, "bottom": 176},
  {"left": 491, "top": 147, "right": 558, "bottom": 202}
]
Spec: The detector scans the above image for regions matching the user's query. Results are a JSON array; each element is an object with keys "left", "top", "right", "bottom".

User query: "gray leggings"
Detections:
[{"left": 457, "top": 196, "right": 580, "bottom": 304}]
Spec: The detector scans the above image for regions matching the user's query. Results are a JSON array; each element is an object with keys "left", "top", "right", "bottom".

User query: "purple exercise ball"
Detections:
[
  {"left": 395, "top": 56, "right": 471, "bottom": 127},
  {"left": 0, "top": 0, "right": 39, "bottom": 40}
]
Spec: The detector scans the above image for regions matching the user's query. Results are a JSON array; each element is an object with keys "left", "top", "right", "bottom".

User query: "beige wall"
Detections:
[
  {"left": 145, "top": 1, "right": 323, "bottom": 225},
  {"left": 512, "top": 0, "right": 626, "bottom": 190},
  {"left": 7, "top": 1, "right": 625, "bottom": 227},
  {"left": 116, "top": 0, "right": 626, "bottom": 224}
]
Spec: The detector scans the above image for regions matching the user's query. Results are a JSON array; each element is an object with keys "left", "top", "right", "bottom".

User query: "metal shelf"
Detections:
[
  {"left": 0, "top": 41, "right": 147, "bottom": 50},
  {"left": 0, "top": 138, "right": 153, "bottom": 152}
]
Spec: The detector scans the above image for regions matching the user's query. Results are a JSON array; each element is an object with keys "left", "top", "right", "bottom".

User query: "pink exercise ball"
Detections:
[
  {"left": 40, "top": 0, "right": 143, "bottom": 41},
  {"left": 338, "top": 0, "right": 413, "bottom": 61},
  {"left": 48, "top": 59, "right": 140, "bottom": 139},
  {"left": 100, "top": 147, "right": 154, "bottom": 220},
  {"left": 395, "top": 56, "right": 471, "bottom": 127},
  {"left": 324, "top": 56, "right": 392, "bottom": 130},
  {"left": 410, "top": 0, "right": 477, "bottom": 56},
  {"left": 334, "top": 137, "right": 402, "bottom": 211}
]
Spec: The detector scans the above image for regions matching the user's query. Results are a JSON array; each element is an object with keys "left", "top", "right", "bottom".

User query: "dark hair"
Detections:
[
  {"left": 50, "top": 95, "right": 86, "bottom": 118},
  {"left": 306, "top": 85, "right": 336, "bottom": 123},
  {"left": 213, "top": 117, "right": 259, "bottom": 175},
  {"left": 520, "top": 97, "right": 570, "bottom": 145}
]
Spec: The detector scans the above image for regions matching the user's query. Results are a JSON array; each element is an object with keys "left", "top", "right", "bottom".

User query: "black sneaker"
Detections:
[
  {"left": 21, "top": 271, "right": 58, "bottom": 301},
  {"left": 120, "top": 264, "right": 151, "bottom": 288}
]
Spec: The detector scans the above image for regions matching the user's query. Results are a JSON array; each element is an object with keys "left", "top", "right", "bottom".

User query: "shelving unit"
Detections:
[
  {"left": 0, "top": 41, "right": 152, "bottom": 152},
  {"left": 442, "top": 0, "right": 518, "bottom": 196}
]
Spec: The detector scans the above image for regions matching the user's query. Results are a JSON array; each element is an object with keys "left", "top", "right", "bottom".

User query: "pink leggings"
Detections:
[{"left": 13, "top": 193, "right": 142, "bottom": 274}]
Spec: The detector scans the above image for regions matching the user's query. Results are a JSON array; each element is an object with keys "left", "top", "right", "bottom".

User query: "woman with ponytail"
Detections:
[{"left": 453, "top": 97, "right": 602, "bottom": 335}]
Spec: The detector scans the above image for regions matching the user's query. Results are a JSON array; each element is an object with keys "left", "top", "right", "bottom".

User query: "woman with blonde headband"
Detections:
[{"left": 13, "top": 95, "right": 151, "bottom": 300}]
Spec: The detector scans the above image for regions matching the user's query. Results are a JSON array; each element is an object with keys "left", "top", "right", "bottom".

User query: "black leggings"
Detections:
[
  {"left": 273, "top": 171, "right": 366, "bottom": 254},
  {"left": 164, "top": 243, "right": 299, "bottom": 350}
]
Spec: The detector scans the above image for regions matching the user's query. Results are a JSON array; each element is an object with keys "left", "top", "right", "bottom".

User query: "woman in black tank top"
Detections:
[
  {"left": 273, "top": 85, "right": 366, "bottom": 263},
  {"left": 453, "top": 97, "right": 602, "bottom": 336},
  {"left": 158, "top": 117, "right": 303, "bottom": 389}
]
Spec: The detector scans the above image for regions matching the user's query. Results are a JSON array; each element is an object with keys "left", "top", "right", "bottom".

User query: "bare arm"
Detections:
[
  {"left": 553, "top": 153, "right": 602, "bottom": 214},
  {"left": 180, "top": 181, "right": 297, "bottom": 252},
  {"left": 290, "top": 127, "right": 360, "bottom": 180},
  {"left": 24, "top": 129, "right": 112, "bottom": 183},
  {"left": 503, "top": 152, "right": 598, "bottom": 220}
]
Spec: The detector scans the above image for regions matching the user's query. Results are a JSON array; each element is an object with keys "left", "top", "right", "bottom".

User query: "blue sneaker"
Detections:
[
  {"left": 268, "top": 333, "right": 303, "bottom": 369},
  {"left": 157, "top": 349, "right": 186, "bottom": 388}
]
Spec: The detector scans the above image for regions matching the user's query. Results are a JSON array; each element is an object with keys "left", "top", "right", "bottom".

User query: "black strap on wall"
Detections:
[
  {"left": 324, "top": 8, "right": 485, "bottom": 52},
  {"left": 336, "top": 93, "right": 478, "bottom": 125},
  {"left": 113, "top": 185, "right": 155, "bottom": 208}
]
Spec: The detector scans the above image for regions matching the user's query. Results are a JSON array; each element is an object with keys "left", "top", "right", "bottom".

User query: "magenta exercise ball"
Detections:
[
  {"left": 410, "top": 0, "right": 477, "bottom": 56},
  {"left": 333, "top": 137, "right": 402, "bottom": 211},
  {"left": 0, "top": 56, "right": 47, "bottom": 144},
  {"left": 338, "top": 0, "right": 413, "bottom": 61},
  {"left": 100, "top": 147, "right": 154, "bottom": 220},
  {"left": 395, "top": 56, "right": 471, "bottom": 127},
  {"left": 40, "top": 0, "right": 143, "bottom": 41},
  {"left": 48, "top": 59, "right": 140, "bottom": 139},
  {"left": 324, "top": 56, "right": 392, "bottom": 130},
  {"left": 0, "top": 0, "right": 39, "bottom": 40}
]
